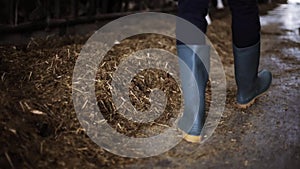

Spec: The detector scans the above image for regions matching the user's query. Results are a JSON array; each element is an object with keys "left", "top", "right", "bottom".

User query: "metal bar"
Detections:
[
  {"left": 123, "top": 0, "right": 129, "bottom": 12},
  {"left": 95, "top": 0, "right": 100, "bottom": 15},
  {"left": 14, "top": 0, "right": 19, "bottom": 25},
  {"left": 89, "top": 0, "right": 96, "bottom": 16},
  {"left": 101, "top": 0, "right": 109, "bottom": 13},
  {"left": 9, "top": 0, "right": 15, "bottom": 25},
  {"left": 45, "top": 0, "right": 51, "bottom": 23},
  {"left": 54, "top": 0, "right": 60, "bottom": 18},
  {"left": 70, "top": 0, "right": 77, "bottom": 18}
]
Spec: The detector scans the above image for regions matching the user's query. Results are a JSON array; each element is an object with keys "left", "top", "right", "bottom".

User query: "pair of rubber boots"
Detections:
[{"left": 177, "top": 41, "right": 272, "bottom": 143}]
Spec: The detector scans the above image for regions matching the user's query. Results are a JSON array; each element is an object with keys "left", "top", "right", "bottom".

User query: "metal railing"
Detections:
[{"left": 0, "top": 0, "right": 177, "bottom": 33}]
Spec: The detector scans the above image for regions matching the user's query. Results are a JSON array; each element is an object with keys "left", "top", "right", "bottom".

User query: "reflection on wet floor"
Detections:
[
  {"left": 260, "top": 1, "right": 300, "bottom": 43},
  {"left": 288, "top": 0, "right": 300, "bottom": 3},
  {"left": 283, "top": 47, "right": 300, "bottom": 60}
]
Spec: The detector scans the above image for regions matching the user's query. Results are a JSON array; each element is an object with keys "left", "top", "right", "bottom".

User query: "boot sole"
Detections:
[
  {"left": 237, "top": 88, "right": 269, "bottom": 109},
  {"left": 183, "top": 134, "right": 202, "bottom": 143},
  {"left": 178, "top": 128, "right": 202, "bottom": 143},
  {"left": 237, "top": 98, "right": 256, "bottom": 109}
]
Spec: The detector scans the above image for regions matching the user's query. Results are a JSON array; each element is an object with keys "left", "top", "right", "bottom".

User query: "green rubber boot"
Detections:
[
  {"left": 177, "top": 44, "right": 209, "bottom": 142},
  {"left": 233, "top": 41, "right": 272, "bottom": 108}
]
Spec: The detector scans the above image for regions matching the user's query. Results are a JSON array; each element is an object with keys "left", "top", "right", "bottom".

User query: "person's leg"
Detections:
[
  {"left": 229, "top": 0, "right": 260, "bottom": 48},
  {"left": 228, "top": 0, "right": 272, "bottom": 108},
  {"left": 176, "top": 0, "right": 209, "bottom": 143},
  {"left": 178, "top": 0, "right": 209, "bottom": 35}
]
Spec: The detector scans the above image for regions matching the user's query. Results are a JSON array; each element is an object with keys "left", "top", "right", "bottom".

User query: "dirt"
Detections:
[{"left": 0, "top": 1, "right": 299, "bottom": 169}]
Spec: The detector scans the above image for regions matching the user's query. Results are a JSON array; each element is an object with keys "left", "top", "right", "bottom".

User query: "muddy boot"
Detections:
[
  {"left": 177, "top": 44, "right": 209, "bottom": 143},
  {"left": 234, "top": 41, "right": 272, "bottom": 109}
]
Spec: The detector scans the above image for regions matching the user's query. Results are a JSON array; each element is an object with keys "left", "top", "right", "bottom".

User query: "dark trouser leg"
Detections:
[
  {"left": 228, "top": 0, "right": 260, "bottom": 48},
  {"left": 228, "top": 0, "right": 272, "bottom": 108},
  {"left": 177, "top": 0, "right": 209, "bottom": 45}
]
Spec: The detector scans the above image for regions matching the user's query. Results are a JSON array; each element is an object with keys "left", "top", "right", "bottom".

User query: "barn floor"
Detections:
[{"left": 1, "top": 2, "right": 299, "bottom": 169}]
